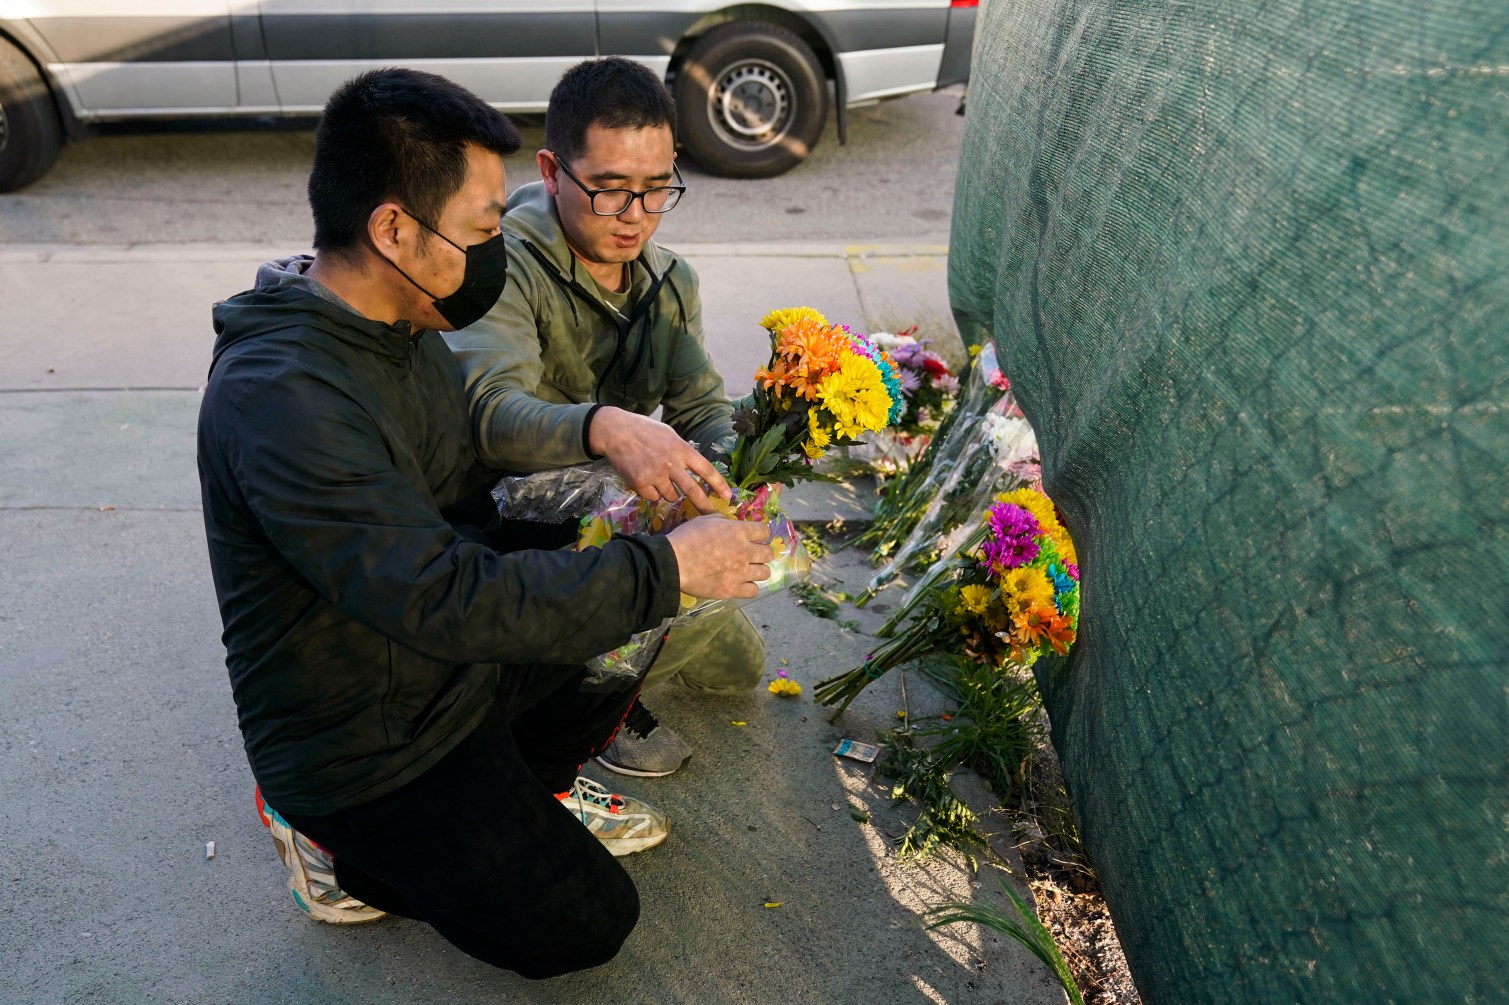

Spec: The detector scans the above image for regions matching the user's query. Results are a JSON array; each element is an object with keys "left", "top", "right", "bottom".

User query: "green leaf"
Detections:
[{"left": 926, "top": 877, "right": 1085, "bottom": 1005}]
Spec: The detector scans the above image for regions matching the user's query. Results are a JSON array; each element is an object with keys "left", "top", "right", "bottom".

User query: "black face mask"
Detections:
[{"left": 382, "top": 208, "right": 508, "bottom": 330}]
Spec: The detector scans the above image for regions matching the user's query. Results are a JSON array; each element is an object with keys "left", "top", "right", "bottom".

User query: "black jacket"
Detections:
[{"left": 197, "top": 260, "right": 679, "bottom": 815}]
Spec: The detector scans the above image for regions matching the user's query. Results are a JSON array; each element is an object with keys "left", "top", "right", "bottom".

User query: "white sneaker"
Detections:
[
  {"left": 555, "top": 776, "right": 671, "bottom": 856},
  {"left": 256, "top": 787, "right": 387, "bottom": 924}
]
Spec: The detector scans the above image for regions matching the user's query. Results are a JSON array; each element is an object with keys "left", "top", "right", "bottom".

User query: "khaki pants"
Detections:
[{"left": 641, "top": 605, "right": 764, "bottom": 695}]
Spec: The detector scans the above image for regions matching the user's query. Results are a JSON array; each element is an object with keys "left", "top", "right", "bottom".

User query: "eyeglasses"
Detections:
[{"left": 552, "top": 157, "right": 685, "bottom": 216}]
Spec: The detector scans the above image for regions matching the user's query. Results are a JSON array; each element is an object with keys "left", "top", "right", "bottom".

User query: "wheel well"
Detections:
[
  {"left": 0, "top": 25, "right": 82, "bottom": 141},
  {"left": 665, "top": 5, "right": 838, "bottom": 85}
]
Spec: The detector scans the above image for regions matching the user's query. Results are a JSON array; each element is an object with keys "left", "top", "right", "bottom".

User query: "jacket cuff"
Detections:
[
  {"left": 582, "top": 403, "right": 606, "bottom": 460},
  {"left": 636, "top": 533, "right": 683, "bottom": 622}
]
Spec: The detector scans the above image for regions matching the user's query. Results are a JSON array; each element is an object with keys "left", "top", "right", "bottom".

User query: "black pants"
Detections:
[{"left": 283, "top": 665, "right": 641, "bottom": 979}]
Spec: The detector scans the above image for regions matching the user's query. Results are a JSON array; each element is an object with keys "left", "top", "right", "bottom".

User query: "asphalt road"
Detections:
[{"left": 0, "top": 87, "right": 967, "bottom": 247}]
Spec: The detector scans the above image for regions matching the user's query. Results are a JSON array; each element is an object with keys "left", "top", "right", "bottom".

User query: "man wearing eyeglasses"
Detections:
[{"left": 446, "top": 57, "right": 764, "bottom": 781}]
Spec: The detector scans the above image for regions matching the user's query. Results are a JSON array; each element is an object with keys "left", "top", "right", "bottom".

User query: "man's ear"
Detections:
[
  {"left": 537, "top": 150, "right": 561, "bottom": 197},
  {"left": 367, "top": 203, "right": 407, "bottom": 256}
]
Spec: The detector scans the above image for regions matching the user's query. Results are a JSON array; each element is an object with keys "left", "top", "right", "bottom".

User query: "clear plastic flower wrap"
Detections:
[
  {"left": 854, "top": 399, "right": 1039, "bottom": 606},
  {"left": 855, "top": 341, "right": 1017, "bottom": 558},
  {"left": 492, "top": 468, "right": 813, "bottom": 682},
  {"left": 490, "top": 459, "right": 624, "bottom": 524}
]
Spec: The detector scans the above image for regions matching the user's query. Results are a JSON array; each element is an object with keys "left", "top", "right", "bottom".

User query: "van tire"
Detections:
[
  {"left": 674, "top": 22, "right": 827, "bottom": 179},
  {"left": 0, "top": 37, "right": 63, "bottom": 192}
]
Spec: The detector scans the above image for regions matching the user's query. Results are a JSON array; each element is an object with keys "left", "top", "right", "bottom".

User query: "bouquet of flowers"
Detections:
[
  {"left": 726, "top": 306, "right": 905, "bottom": 488},
  {"left": 814, "top": 486, "right": 1080, "bottom": 718},
  {"left": 874, "top": 327, "right": 958, "bottom": 438},
  {"left": 495, "top": 306, "right": 904, "bottom": 681},
  {"left": 836, "top": 327, "right": 959, "bottom": 473}
]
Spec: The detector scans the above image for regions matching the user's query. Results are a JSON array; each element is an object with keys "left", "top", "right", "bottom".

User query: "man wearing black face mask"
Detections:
[{"left": 197, "top": 68, "right": 772, "bottom": 978}]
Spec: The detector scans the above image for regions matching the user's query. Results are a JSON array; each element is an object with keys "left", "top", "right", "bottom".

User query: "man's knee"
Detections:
[
  {"left": 667, "top": 611, "right": 766, "bottom": 694},
  {"left": 509, "top": 871, "right": 640, "bottom": 979},
  {"left": 678, "top": 646, "right": 764, "bottom": 694}
]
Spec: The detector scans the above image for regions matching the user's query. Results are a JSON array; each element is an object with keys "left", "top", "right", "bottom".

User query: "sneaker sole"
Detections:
[
  {"left": 289, "top": 879, "right": 389, "bottom": 924},
  {"left": 593, "top": 754, "right": 688, "bottom": 779}
]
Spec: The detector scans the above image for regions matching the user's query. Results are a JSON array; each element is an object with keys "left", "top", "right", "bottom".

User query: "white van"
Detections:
[{"left": 0, "top": 1, "right": 977, "bottom": 190}]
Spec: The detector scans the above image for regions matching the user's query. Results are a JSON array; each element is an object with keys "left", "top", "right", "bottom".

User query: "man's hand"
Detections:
[
  {"left": 666, "top": 516, "right": 774, "bottom": 600},
  {"left": 588, "top": 406, "right": 732, "bottom": 510}
]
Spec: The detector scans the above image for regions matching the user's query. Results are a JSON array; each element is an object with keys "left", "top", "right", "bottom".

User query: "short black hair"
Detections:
[
  {"left": 545, "top": 57, "right": 676, "bottom": 165},
  {"left": 309, "top": 68, "right": 521, "bottom": 258}
]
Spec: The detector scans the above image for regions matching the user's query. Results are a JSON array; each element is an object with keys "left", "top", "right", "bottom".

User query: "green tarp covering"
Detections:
[{"left": 949, "top": 1, "right": 1506, "bottom": 1000}]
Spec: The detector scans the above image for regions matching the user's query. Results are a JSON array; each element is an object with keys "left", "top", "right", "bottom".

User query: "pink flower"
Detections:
[
  {"left": 980, "top": 502, "right": 1041, "bottom": 574},
  {"left": 738, "top": 483, "right": 772, "bottom": 522}
]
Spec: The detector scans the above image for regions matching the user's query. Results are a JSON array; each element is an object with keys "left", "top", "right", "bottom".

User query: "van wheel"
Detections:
[
  {"left": 674, "top": 22, "right": 827, "bottom": 179},
  {"left": 0, "top": 38, "right": 63, "bottom": 192}
]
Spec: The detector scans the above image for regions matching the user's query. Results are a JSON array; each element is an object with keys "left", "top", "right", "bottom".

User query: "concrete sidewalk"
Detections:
[{"left": 0, "top": 242, "right": 1062, "bottom": 1005}]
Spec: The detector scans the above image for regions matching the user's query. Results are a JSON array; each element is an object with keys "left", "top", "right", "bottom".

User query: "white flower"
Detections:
[
  {"left": 868, "top": 331, "right": 917, "bottom": 351},
  {"left": 983, "top": 413, "right": 1034, "bottom": 462}
]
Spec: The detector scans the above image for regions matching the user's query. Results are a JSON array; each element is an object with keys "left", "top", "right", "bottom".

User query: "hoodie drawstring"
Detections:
[{"left": 520, "top": 239, "right": 674, "bottom": 404}]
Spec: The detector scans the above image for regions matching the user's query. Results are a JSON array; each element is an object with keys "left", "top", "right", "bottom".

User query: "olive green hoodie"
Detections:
[{"left": 445, "top": 181, "right": 734, "bottom": 472}]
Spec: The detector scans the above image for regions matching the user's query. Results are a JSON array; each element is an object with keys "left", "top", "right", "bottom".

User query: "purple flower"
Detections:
[
  {"left": 899, "top": 368, "right": 922, "bottom": 393},
  {"left": 891, "top": 342, "right": 924, "bottom": 368},
  {"left": 981, "top": 503, "right": 1040, "bottom": 573}
]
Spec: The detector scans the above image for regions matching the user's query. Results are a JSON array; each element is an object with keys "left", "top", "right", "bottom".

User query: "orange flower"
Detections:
[
  {"left": 774, "top": 317, "right": 839, "bottom": 363},
  {"left": 1046, "top": 614, "right": 1076, "bottom": 655},
  {"left": 759, "top": 318, "right": 850, "bottom": 400},
  {"left": 756, "top": 356, "right": 816, "bottom": 399},
  {"left": 1012, "top": 606, "right": 1056, "bottom": 648}
]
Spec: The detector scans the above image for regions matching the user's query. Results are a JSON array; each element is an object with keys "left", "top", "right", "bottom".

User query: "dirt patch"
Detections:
[{"left": 1014, "top": 735, "right": 1142, "bottom": 1005}]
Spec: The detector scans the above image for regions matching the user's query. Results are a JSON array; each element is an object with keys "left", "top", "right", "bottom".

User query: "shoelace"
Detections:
[
  {"left": 559, "top": 777, "right": 625, "bottom": 821},
  {"left": 623, "top": 698, "right": 660, "bottom": 740}
]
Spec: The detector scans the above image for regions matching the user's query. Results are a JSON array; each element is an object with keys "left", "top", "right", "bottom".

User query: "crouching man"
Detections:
[
  {"left": 446, "top": 58, "right": 766, "bottom": 779},
  {"left": 197, "top": 68, "right": 770, "bottom": 978}
]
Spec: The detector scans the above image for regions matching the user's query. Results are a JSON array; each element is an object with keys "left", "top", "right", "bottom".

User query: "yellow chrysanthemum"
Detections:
[
  {"left": 768, "top": 676, "right": 803, "bottom": 697},
  {"left": 760, "top": 306, "right": 828, "bottom": 333},
  {"left": 995, "top": 488, "right": 1062, "bottom": 538},
  {"left": 818, "top": 354, "right": 892, "bottom": 438},
  {"left": 807, "top": 409, "right": 833, "bottom": 446},
  {"left": 1055, "top": 532, "right": 1078, "bottom": 568},
  {"left": 956, "top": 584, "right": 992, "bottom": 617},
  {"left": 1001, "top": 566, "right": 1055, "bottom": 615},
  {"left": 802, "top": 409, "right": 833, "bottom": 460},
  {"left": 984, "top": 602, "right": 1012, "bottom": 634}
]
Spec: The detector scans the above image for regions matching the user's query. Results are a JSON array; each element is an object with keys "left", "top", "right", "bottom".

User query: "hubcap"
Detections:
[{"left": 709, "top": 59, "right": 793, "bottom": 150}]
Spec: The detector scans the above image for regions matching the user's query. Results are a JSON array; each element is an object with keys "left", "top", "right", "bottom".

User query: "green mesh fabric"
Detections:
[{"left": 949, "top": 1, "right": 1507, "bottom": 1000}]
